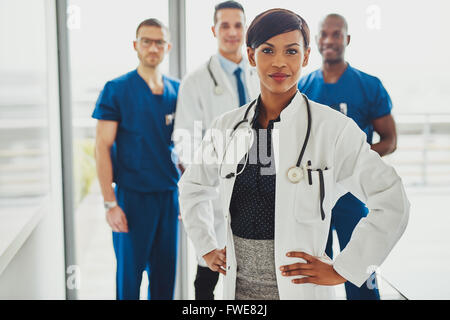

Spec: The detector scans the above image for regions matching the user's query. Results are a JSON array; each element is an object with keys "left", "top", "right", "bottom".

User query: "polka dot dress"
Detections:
[{"left": 229, "top": 112, "right": 280, "bottom": 240}]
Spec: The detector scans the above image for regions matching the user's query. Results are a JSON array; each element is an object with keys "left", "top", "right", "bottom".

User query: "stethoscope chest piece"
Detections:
[
  {"left": 214, "top": 86, "right": 223, "bottom": 95},
  {"left": 287, "top": 166, "right": 304, "bottom": 183}
]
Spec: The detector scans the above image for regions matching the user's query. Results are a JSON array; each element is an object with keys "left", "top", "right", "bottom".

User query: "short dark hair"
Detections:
[
  {"left": 136, "top": 18, "right": 170, "bottom": 39},
  {"left": 246, "top": 8, "right": 310, "bottom": 49},
  {"left": 320, "top": 13, "right": 348, "bottom": 33},
  {"left": 213, "top": 1, "right": 245, "bottom": 25}
]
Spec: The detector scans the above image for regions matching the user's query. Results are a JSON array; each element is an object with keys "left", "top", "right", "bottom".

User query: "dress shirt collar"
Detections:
[{"left": 217, "top": 52, "right": 247, "bottom": 75}]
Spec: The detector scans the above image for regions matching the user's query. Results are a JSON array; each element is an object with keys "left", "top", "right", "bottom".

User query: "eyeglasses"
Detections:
[{"left": 137, "top": 37, "right": 167, "bottom": 49}]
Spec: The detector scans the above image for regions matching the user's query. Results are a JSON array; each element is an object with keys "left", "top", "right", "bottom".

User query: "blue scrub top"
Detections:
[
  {"left": 298, "top": 63, "right": 392, "bottom": 215},
  {"left": 92, "top": 69, "right": 180, "bottom": 193},
  {"left": 298, "top": 63, "right": 392, "bottom": 144}
]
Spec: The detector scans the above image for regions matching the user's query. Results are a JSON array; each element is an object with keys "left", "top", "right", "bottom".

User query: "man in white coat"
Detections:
[{"left": 173, "top": 1, "right": 259, "bottom": 300}]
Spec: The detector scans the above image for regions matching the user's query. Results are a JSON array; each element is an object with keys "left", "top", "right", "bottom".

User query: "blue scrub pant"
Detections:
[
  {"left": 325, "top": 193, "right": 380, "bottom": 300},
  {"left": 113, "top": 185, "right": 179, "bottom": 300}
]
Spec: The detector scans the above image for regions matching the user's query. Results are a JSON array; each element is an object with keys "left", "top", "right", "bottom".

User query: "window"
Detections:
[{"left": 0, "top": 0, "right": 50, "bottom": 208}]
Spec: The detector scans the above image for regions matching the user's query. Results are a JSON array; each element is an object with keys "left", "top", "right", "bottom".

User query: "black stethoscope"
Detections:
[
  {"left": 219, "top": 92, "right": 326, "bottom": 220},
  {"left": 219, "top": 93, "right": 312, "bottom": 184}
]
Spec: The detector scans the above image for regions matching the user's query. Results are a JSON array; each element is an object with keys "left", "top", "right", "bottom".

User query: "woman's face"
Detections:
[{"left": 247, "top": 30, "right": 310, "bottom": 95}]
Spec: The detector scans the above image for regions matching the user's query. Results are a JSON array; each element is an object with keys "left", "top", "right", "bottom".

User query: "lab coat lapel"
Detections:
[
  {"left": 275, "top": 92, "right": 307, "bottom": 175},
  {"left": 273, "top": 93, "right": 317, "bottom": 299},
  {"left": 219, "top": 126, "right": 255, "bottom": 200},
  {"left": 219, "top": 100, "right": 257, "bottom": 177},
  {"left": 217, "top": 103, "right": 257, "bottom": 300}
]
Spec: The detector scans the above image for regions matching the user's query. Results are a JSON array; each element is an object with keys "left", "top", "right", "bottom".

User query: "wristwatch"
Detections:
[{"left": 104, "top": 201, "right": 117, "bottom": 211}]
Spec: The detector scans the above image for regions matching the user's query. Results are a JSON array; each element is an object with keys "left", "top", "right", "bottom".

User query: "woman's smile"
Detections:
[{"left": 269, "top": 72, "right": 290, "bottom": 83}]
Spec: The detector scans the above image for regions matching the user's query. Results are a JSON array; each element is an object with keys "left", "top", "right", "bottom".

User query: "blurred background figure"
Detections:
[
  {"left": 174, "top": 1, "right": 259, "bottom": 300},
  {"left": 92, "top": 18, "right": 180, "bottom": 300}
]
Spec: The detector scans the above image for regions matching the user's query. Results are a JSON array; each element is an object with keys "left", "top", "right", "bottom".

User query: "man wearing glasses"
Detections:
[{"left": 92, "top": 18, "right": 181, "bottom": 300}]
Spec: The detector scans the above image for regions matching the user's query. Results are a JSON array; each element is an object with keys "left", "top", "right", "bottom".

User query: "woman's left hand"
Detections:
[{"left": 280, "top": 251, "right": 347, "bottom": 286}]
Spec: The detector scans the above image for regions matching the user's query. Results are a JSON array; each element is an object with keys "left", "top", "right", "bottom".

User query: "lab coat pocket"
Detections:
[
  {"left": 293, "top": 167, "right": 334, "bottom": 223},
  {"left": 116, "top": 131, "right": 142, "bottom": 171}
]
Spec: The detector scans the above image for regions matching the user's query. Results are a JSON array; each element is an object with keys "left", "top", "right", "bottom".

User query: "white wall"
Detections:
[{"left": 0, "top": 209, "right": 65, "bottom": 299}]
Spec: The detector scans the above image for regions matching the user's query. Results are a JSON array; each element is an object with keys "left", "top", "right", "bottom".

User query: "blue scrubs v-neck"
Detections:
[
  {"left": 298, "top": 63, "right": 392, "bottom": 144},
  {"left": 92, "top": 69, "right": 180, "bottom": 192}
]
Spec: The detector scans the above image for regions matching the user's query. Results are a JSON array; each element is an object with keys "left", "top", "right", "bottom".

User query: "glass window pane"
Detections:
[{"left": 0, "top": 0, "right": 50, "bottom": 208}]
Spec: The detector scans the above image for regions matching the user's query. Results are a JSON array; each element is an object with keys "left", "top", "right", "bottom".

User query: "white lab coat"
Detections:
[
  {"left": 178, "top": 91, "right": 410, "bottom": 299},
  {"left": 174, "top": 54, "right": 260, "bottom": 266}
]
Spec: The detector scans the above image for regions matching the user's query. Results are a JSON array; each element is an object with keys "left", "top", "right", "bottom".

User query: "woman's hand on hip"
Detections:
[
  {"left": 203, "top": 248, "right": 227, "bottom": 275},
  {"left": 280, "top": 251, "right": 347, "bottom": 286}
]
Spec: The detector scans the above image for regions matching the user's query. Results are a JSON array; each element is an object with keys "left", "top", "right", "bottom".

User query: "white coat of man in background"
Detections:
[{"left": 173, "top": 0, "right": 259, "bottom": 300}]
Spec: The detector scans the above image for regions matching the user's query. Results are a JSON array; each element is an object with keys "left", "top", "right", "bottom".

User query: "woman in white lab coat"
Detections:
[{"left": 178, "top": 8, "right": 409, "bottom": 300}]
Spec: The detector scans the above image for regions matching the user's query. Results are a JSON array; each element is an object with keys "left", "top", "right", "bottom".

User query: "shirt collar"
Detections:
[
  {"left": 251, "top": 95, "right": 281, "bottom": 129},
  {"left": 319, "top": 61, "right": 351, "bottom": 83},
  {"left": 217, "top": 52, "right": 246, "bottom": 75}
]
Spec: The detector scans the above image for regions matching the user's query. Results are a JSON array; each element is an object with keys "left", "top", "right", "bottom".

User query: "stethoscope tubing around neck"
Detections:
[
  {"left": 228, "top": 93, "right": 312, "bottom": 169},
  {"left": 208, "top": 56, "right": 225, "bottom": 96},
  {"left": 296, "top": 93, "right": 312, "bottom": 168},
  {"left": 232, "top": 98, "right": 258, "bottom": 132},
  {"left": 208, "top": 55, "right": 252, "bottom": 96},
  {"left": 207, "top": 56, "right": 219, "bottom": 88}
]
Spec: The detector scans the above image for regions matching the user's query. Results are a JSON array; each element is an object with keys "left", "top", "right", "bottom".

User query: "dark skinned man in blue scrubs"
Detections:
[{"left": 298, "top": 13, "right": 397, "bottom": 300}]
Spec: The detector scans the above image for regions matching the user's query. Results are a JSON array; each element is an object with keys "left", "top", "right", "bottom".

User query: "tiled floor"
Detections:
[{"left": 76, "top": 181, "right": 447, "bottom": 300}]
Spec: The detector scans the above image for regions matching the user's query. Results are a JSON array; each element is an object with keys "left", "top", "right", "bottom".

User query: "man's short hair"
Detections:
[
  {"left": 136, "top": 18, "right": 170, "bottom": 39},
  {"left": 320, "top": 13, "right": 348, "bottom": 33},
  {"left": 213, "top": 1, "right": 245, "bottom": 25}
]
